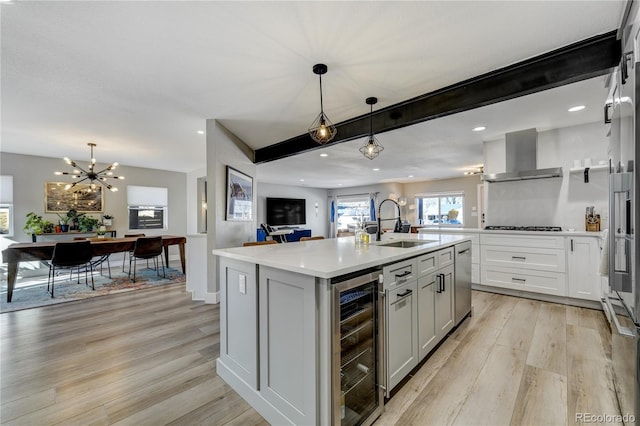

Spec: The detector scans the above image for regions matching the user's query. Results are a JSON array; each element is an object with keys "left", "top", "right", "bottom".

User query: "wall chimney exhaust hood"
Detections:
[{"left": 481, "top": 128, "right": 563, "bottom": 183}]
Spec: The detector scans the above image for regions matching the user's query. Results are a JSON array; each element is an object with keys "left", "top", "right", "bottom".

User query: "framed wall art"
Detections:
[
  {"left": 45, "top": 182, "right": 104, "bottom": 213},
  {"left": 226, "top": 166, "right": 253, "bottom": 221}
]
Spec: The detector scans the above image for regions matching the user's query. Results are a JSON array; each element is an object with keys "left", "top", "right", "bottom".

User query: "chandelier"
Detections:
[
  {"left": 308, "top": 63, "right": 337, "bottom": 144},
  {"left": 359, "top": 97, "right": 384, "bottom": 160},
  {"left": 55, "top": 143, "right": 124, "bottom": 192}
]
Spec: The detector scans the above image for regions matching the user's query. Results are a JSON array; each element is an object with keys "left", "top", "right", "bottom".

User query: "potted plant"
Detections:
[
  {"left": 56, "top": 213, "right": 70, "bottom": 232},
  {"left": 23, "top": 212, "right": 56, "bottom": 236},
  {"left": 23, "top": 212, "right": 45, "bottom": 235},
  {"left": 102, "top": 214, "right": 113, "bottom": 227},
  {"left": 78, "top": 215, "right": 99, "bottom": 232},
  {"left": 96, "top": 225, "right": 107, "bottom": 238},
  {"left": 66, "top": 209, "right": 80, "bottom": 231}
]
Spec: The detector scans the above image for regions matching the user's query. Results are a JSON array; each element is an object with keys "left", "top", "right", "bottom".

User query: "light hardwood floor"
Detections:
[{"left": 1, "top": 284, "right": 619, "bottom": 425}]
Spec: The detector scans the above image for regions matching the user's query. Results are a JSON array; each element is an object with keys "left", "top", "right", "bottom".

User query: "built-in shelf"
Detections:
[{"left": 569, "top": 164, "right": 609, "bottom": 173}]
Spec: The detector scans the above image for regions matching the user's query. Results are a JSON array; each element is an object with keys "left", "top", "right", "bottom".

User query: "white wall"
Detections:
[
  {"left": 206, "top": 120, "right": 256, "bottom": 296},
  {"left": 256, "top": 182, "right": 328, "bottom": 238},
  {"left": 0, "top": 153, "right": 187, "bottom": 251},
  {"left": 186, "top": 167, "right": 206, "bottom": 235},
  {"left": 483, "top": 121, "right": 609, "bottom": 230}
]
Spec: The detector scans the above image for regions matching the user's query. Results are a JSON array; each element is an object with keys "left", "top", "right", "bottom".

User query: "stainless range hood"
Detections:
[{"left": 481, "top": 128, "right": 563, "bottom": 183}]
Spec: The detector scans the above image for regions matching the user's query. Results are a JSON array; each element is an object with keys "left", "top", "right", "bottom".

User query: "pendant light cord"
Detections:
[
  {"left": 369, "top": 104, "right": 373, "bottom": 137},
  {"left": 319, "top": 73, "right": 324, "bottom": 113}
]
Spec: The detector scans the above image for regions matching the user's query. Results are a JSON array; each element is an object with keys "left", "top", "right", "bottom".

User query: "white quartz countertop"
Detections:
[
  {"left": 417, "top": 227, "right": 604, "bottom": 238},
  {"left": 212, "top": 234, "right": 472, "bottom": 279}
]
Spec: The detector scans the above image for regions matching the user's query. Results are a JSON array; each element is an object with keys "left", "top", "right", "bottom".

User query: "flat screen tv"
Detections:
[{"left": 266, "top": 197, "right": 306, "bottom": 226}]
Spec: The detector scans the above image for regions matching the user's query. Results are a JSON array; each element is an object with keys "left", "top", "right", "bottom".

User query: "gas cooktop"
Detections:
[{"left": 484, "top": 225, "right": 562, "bottom": 232}]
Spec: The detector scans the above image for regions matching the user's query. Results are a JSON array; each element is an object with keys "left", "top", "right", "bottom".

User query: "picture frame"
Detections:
[
  {"left": 226, "top": 166, "right": 253, "bottom": 221},
  {"left": 45, "top": 182, "right": 104, "bottom": 213}
]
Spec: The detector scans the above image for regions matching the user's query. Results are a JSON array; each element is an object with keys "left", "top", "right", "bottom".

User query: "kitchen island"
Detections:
[{"left": 212, "top": 233, "right": 472, "bottom": 425}]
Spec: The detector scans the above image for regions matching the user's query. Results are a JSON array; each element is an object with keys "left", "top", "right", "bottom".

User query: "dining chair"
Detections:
[
  {"left": 74, "top": 236, "right": 112, "bottom": 278},
  {"left": 128, "top": 236, "right": 165, "bottom": 283},
  {"left": 243, "top": 240, "right": 278, "bottom": 246},
  {"left": 47, "top": 241, "right": 94, "bottom": 298},
  {"left": 122, "top": 233, "right": 146, "bottom": 272},
  {"left": 299, "top": 236, "right": 325, "bottom": 241}
]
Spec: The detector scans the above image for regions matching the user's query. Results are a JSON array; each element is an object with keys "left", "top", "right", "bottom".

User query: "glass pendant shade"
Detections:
[
  {"left": 360, "top": 96, "right": 384, "bottom": 160},
  {"left": 308, "top": 63, "right": 337, "bottom": 144}
]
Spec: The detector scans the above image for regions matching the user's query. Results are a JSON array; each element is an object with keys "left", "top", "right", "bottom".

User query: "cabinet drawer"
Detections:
[
  {"left": 481, "top": 265, "right": 567, "bottom": 297},
  {"left": 383, "top": 259, "right": 417, "bottom": 290},
  {"left": 437, "top": 247, "right": 454, "bottom": 268},
  {"left": 481, "top": 245, "right": 565, "bottom": 273},
  {"left": 417, "top": 252, "right": 438, "bottom": 277},
  {"left": 480, "top": 233, "right": 565, "bottom": 249}
]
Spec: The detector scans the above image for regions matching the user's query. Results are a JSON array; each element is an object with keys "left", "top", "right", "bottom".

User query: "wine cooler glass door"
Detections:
[{"left": 332, "top": 270, "right": 383, "bottom": 426}]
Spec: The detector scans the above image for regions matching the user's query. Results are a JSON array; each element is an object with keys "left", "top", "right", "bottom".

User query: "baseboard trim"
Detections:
[{"left": 205, "top": 291, "right": 219, "bottom": 304}]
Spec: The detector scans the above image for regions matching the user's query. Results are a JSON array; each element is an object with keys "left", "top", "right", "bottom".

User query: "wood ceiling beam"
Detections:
[{"left": 254, "top": 30, "right": 620, "bottom": 164}]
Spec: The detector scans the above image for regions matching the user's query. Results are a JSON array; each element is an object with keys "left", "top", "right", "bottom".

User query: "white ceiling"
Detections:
[{"left": 0, "top": 1, "right": 626, "bottom": 188}]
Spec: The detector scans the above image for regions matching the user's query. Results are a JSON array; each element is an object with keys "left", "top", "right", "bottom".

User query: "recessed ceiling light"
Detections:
[
  {"left": 299, "top": 179, "right": 305, "bottom": 182},
  {"left": 408, "top": 175, "right": 414, "bottom": 178},
  {"left": 320, "top": 153, "right": 328, "bottom": 157},
  {"left": 373, "top": 168, "right": 380, "bottom": 171},
  {"left": 338, "top": 183, "right": 343, "bottom": 186},
  {"left": 568, "top": 105, "right": 585, "bottom": 112},
  {"left": 197, "top": 130, "right": 205, "bottom": 134},
  {"left": 472, "top": 126, "right": 486, "bottom": 132}
]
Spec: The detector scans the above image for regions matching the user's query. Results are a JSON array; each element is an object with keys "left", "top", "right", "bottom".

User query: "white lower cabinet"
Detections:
[
  {"left": 417, "top": 274, "right": 437, "bottom": 359},
  {"left": 386, "top": 279, "right": 419, "bottom": 392},
  {"left": 567, "top": 236, "right": 602, "bottom": 301},
  {"left": 435, "top": 264, "right": 455, "bottom": 339}
]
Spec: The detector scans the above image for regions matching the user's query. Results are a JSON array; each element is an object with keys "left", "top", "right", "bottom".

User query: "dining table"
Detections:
[{"left": 2, "top": 235, "right": 186, "bottom": 303}]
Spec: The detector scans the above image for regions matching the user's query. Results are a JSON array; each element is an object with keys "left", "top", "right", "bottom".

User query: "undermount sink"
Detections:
[{"left": 378, "top": 239, "right": 436, "bottom": 248}]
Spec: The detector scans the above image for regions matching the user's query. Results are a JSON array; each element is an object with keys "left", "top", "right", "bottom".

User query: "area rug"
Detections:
[{"left": 0, "top": 267, "right": 186, "bottom": 313}]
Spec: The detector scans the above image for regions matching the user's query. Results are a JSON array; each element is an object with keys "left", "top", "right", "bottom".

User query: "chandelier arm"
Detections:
[
  {"left": 94, "top": 166, "right": 114, "bottom": 175},
  {"left": 72, "top": 176, "right": 91, "bottom": 185},
  {"left": 71, "top": 164, "right": 90, "bottom": 174}
]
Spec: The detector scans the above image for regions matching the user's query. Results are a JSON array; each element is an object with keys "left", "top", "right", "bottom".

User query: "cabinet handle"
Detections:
[
  {"left": 440, "top": 273, "right": 446, "bottom": 292},
  {"left": 511, "top": 256, "right": 526, "bottom": 260},
  {"left": 511, "top": 277, "right": 526, "bottom": 283},
  {"left": 395, "top": 271, "right": 411, "bottom": 278},
  {"left": 571, "top": 239, "right": 574, "bottom": 252},
  {"left": 396, "top": 289, "right": 412, "bottom": 300},
  {"left": 436, "top": 275, "right": 442, "bottom": 293},
  {"left": 604, "top": 102, "right": 613, "bottom": 124}
]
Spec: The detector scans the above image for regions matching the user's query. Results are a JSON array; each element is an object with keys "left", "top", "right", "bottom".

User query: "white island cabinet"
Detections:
[{"left": 213, "top": 234, "right": 472, "bottom": 426}]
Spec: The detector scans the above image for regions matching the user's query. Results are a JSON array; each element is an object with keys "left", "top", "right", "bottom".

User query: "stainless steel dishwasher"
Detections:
[{"left": 454, "top": 241, "right": 472, "bottom": 325}]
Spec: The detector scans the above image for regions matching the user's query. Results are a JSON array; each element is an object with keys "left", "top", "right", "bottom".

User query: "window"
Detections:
[
  {"left": 336, "top": 195, "right": 371, "bottom": 233},
  {"left": 127, "top": 186, "right": 168, "bottom": 230},
  {"left": 417, "top": 193, "right": 464, "bottom": 226},
  {"left": 0, "top": 205, "right": 13, "bottom": 236},
  {"left": 0, "top": 176, "right": 13, "bottom": 236}
]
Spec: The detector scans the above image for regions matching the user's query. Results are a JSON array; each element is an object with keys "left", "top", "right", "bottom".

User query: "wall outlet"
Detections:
[{"left": 239, "top": 274, "right": 247, "bottom": 294}]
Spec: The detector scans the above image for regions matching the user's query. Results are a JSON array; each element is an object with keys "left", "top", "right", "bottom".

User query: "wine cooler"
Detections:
[{"left": 332, "top": 268, "right": 384, "bottom": 426}]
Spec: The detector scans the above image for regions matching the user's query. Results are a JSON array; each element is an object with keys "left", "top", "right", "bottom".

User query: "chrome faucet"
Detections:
[{"left": 376, "top": 198, "right": 402, "bottom": 241}]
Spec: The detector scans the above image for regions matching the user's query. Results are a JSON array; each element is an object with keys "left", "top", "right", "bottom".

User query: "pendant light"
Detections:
[
  {"left": 308, "top": 63, "right": 337, "bottom": 144},
  {"left": 55, "top": 143, "right": 125, "bottom": 192},
  {"left": 359, "top": 97, "right": 384, "bottom": 160}
]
